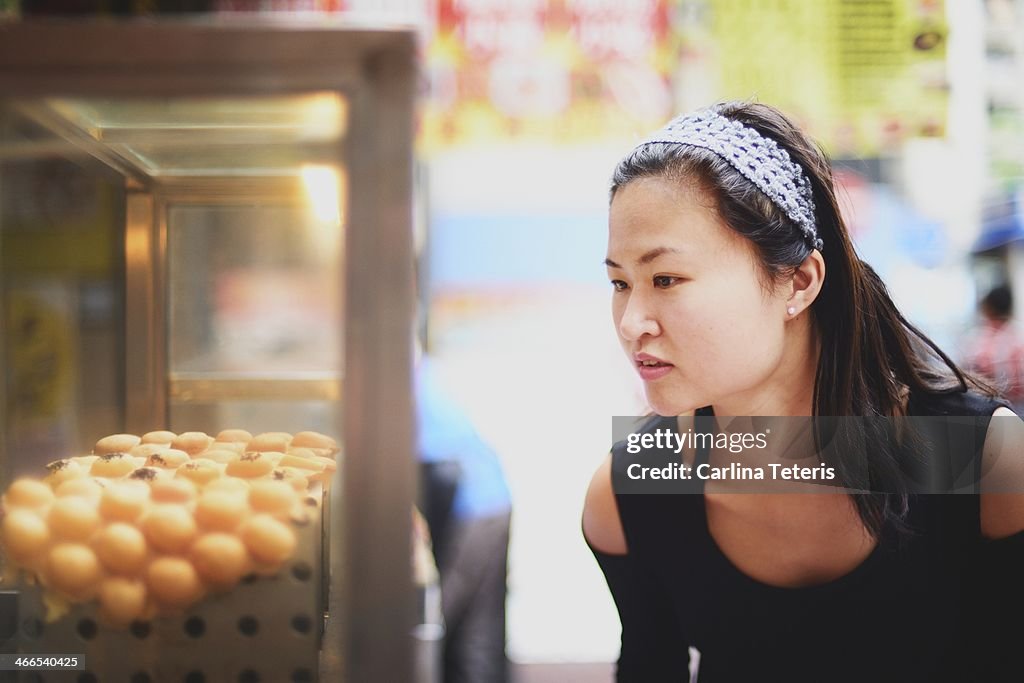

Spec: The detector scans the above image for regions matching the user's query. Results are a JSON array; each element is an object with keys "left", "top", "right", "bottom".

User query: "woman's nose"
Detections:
[{"left": 618, "top": 294, "right": 660, "bottom": 341}]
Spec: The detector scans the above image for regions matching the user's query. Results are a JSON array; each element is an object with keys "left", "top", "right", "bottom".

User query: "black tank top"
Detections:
[{"left": 589, "top": 391, "right": 1023, "bottom": 682}]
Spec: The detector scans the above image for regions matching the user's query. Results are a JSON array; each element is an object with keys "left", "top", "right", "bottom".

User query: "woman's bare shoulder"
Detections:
[
  {"left": 582, "top": 452, "right": 628, "bottom": 555},
  {"left": 980, "top": 407, "right": 1024, "bottom": 539}
]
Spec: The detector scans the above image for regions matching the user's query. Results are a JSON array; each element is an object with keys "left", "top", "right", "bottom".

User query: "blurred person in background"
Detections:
[
  {"left": 416, "top": 353, "right": 512, "bottom": 683},
  {"left": 964, "top": 284, "right": 1024, "bottom": 413},
  {"left": 583, "top": 101, "right": 1023, "bottom": 682}
]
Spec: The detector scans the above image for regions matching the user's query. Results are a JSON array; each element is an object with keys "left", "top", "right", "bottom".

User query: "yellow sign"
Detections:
[{"left": 706, "top": 0, "right": 948, "bottom": 156}]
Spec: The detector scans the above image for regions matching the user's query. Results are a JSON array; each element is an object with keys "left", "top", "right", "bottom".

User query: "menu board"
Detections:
[{"left": 698, "top": 0, "right": 948, "bottom": 156}]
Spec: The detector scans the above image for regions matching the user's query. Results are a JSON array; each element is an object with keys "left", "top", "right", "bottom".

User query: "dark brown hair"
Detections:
[
  {"left": 611, "top": 101, "right": 997, "bottom": 537},
  {"left": 981, "top": 284, "right": 1013, "bottom": 321}
]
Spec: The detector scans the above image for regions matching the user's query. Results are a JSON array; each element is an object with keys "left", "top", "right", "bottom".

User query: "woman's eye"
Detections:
[
  {"left": 653, "top": 275, "right": 680, "bottom": 288},
  {"left": 610, "top": 280, "right": 628, "bottom": 292}
]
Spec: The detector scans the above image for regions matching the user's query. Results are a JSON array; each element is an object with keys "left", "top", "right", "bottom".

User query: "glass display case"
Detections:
[{"left": 0, "top": 18, "right": 421, "bottom": 683}]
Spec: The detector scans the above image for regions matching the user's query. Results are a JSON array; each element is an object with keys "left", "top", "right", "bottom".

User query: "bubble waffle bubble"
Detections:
[
  {"left": 90, "top": 453, "right": 137, "bottom": 478},
  {"left": 141, "top": 430, "right": 177, "bottom": 445},
  {"left": 94, "top": 434, "right": 142, "bottom": 455},
  {"left": 171, "top": 431, "right": 214, "bottom": 455},
  {"left": 44, "top": 459, "right": 85, "bottom": 488},
  {"left": 145, "top": 448, "right": 190, "bottom": 469}
]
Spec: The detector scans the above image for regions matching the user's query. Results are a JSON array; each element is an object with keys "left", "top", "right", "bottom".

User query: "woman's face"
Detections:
[{"left": 607, "top": 175, "right": 791, "bottom": 415}]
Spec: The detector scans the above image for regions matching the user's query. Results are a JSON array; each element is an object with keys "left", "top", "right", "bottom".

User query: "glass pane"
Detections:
[
  {"left": 168, "top": 203, "right": 343, "bottom": 375},
  {"left": 168, "top": 399, "right": 340, "bottom": 439},
  {"left": 46, "top": 93, "right": 347, "bottom": 176},
  {"left": 1, "top": 91, "right": 348, "bottom": 470},
  {"left": 112, "top": 141, "right": 332, "bottom": 177},
  {"left": 0, "top": 105, "right": 125, "bottom": 479}
]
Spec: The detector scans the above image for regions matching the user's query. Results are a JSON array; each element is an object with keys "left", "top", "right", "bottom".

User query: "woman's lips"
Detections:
[
  {"left": 634, "top": 354, "right": 673, "bottom": 380},
  {"left": 637, "top": 362, "right": 673, "bottom": 381}
]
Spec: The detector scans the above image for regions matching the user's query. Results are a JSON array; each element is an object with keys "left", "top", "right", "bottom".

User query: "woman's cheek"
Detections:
[{"left": 666, "top": 294, "right": 723, "bottom": 340}]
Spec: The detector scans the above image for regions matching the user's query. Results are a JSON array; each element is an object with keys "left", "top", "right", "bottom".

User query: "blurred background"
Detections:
[
  {"left": 391, "top": 0, "right": 1024, "bottom": 675},
  {"left": 3, "top": 1, "right": 1024, "bottom": 681}
]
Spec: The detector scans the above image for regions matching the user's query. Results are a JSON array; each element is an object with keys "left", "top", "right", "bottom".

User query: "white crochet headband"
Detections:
[{"left": 637, "top": 106, "right": 823, "bottom": 251}]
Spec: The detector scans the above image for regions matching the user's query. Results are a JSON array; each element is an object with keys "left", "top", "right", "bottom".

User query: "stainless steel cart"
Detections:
[{"left": 0, "top": 17, "right": 422, "bottom": 682}]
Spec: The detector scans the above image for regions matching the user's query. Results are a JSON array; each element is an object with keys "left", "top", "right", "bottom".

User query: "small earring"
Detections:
[{"left": 787, "top": 306, "right": 796, "bottom": 315}]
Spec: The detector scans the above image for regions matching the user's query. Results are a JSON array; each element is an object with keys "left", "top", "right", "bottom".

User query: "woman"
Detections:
[{"left": 582, "top": 102, "right": 1024, "bottom": 682}]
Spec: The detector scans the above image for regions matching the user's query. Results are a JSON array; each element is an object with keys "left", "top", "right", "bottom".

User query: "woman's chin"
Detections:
[{"left": 645, "top": 389, "right": 704, "bottom": 417}]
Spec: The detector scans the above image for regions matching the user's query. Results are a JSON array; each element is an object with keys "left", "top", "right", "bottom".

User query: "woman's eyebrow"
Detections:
[
  {"left": 638, "top": 246, "right": 681, "bottom": 265},
  {"left": 604, "top": 246, "right": 682, "bottom": 269}
]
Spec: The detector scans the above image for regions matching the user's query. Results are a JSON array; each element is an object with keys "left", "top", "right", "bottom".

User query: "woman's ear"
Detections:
[{"left": 787, "top": 250, "right": 825, "bottom": 316}]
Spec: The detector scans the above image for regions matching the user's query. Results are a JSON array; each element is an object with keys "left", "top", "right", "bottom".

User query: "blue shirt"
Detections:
[{"left": 415, "top": 360, "right": 512, "bottom": 519}]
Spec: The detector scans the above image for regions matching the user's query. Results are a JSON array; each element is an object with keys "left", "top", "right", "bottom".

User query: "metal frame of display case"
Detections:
[{"left": 0, "top": 18, "right": 418, "bottom": 682}]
